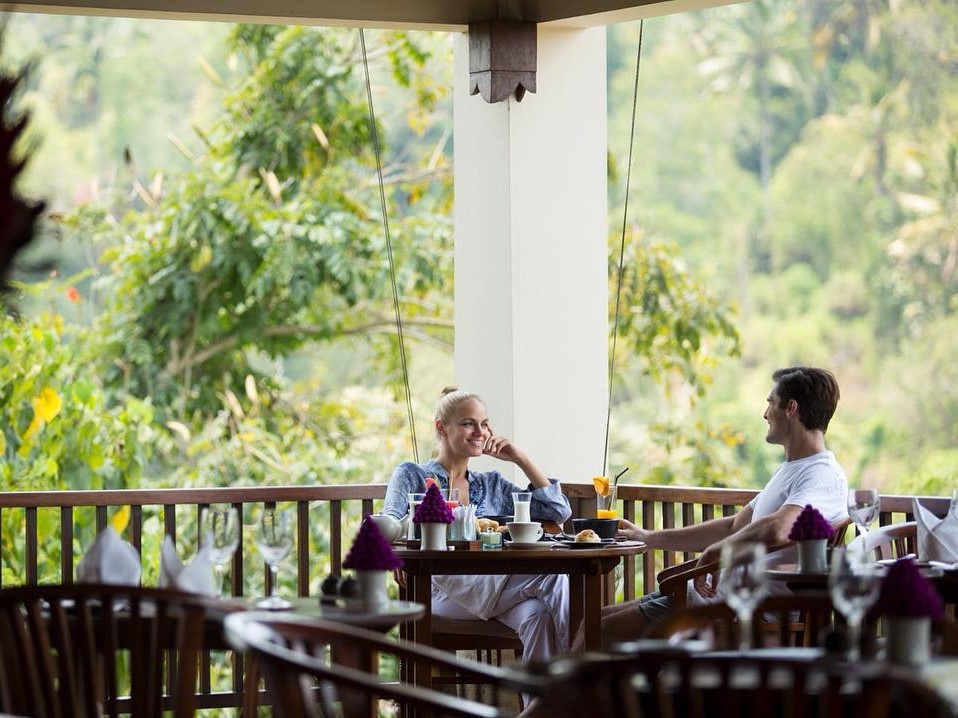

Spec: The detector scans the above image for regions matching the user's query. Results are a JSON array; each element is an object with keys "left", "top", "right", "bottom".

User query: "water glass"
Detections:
[
  {"left": 407, "top": 492, "right": 426, "bottom": 539},
  {"left": 513, "top": 492, "right": 532, "bottom": 522},
  {"left": 848, "top": 488, "right": 880, "bottom": 549},
  {"left": 200, "top": 505, "right": 240, "bottom": 596},
  {"left": 719, "top": 542, "right": 768, "bottom": 650},
  {"left": 255, "top": 507, "right": 293, "bottom": 610},
  {"left": 828, "top": 547, "right": 881, "bottom": 660}
]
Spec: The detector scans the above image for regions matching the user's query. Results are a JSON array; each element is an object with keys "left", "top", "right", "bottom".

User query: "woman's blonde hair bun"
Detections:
[{"left": 435, "top": 388, "right": 484, "bottom": 424}]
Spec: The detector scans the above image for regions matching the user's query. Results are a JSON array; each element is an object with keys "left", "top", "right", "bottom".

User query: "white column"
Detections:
[{"left": 453, "top": 26, "right": 608, "bottom": 485}]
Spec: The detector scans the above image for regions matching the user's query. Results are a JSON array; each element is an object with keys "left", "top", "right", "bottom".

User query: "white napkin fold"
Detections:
[
  {"left": 913, "top": 497, "right": 958, "bottom": 563},
  {"left": 76, "top": 526, "right": 142, "bottom": 585},
  {"left": 159, "top": 535, "right": 216, "bottom": 596},
  {"left": 449, "top": 505, "right": 477, "bottom": 541}
]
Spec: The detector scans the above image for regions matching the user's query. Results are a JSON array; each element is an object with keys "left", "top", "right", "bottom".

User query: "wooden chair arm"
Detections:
[{"left": 658, "top": 559, "right": 720, "bottom": 603}]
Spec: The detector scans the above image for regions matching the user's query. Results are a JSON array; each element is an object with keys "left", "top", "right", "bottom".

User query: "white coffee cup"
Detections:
[{"left": 508, "top": 521, "right": 543, "bottom": 544}]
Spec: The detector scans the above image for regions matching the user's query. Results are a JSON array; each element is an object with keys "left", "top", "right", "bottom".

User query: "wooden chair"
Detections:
[
  {"left": 848, "top": 521, "right": 917, "bottom": 560},
  {"left": 658, "top": 519, "right": 852, "bottom": 605},
  {"left": 224, "top": 611, "right": 548, "bottom": 718},
  {"left": 0, "top": 583, "right": 232, "bottom": 718},
  {"left": 637, "top": 594, "right": 838, "bottom": 649}
]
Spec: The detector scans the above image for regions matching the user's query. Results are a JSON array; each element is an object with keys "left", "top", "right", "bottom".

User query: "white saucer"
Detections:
[{"left": 506, "top": 541, "right": 546, "bottom": 550}]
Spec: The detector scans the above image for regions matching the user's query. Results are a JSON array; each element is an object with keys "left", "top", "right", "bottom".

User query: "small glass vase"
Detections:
[
  {"left": 797, "top": 539, "right": 828, "bottom": 573},
  {"left": 420, "top": 522, "right": 447, "bottom": 551},
  {"left": 885, "top": 616, "right": 931, "bottom": 666},
  {"left": 356, "top": 570, "right": 389, "bottom": 608}
]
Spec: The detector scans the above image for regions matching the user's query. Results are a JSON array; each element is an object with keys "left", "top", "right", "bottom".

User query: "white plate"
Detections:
[{"left": 505, "top": 541, "right": 547, "bottom": 550}]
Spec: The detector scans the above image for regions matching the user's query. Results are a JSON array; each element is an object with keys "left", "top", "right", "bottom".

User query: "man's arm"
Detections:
[
  {"left": 691, "top": 504, "right": 803, "bottom": 598},
  {"left": 618, "top": 512, "right": 740, "bottom": 552},
  {"left": 701, "top": 503, "right": 802, "bottom": 562}
]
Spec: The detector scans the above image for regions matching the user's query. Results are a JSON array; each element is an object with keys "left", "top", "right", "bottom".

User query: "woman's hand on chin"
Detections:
[{"left": 482, "top": 426, "right": 523, "bottom": 463}]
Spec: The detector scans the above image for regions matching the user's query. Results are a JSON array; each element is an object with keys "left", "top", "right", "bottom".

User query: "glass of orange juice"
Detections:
[{"left": 593, "top": 476, "right": 618, "bottom": 519}]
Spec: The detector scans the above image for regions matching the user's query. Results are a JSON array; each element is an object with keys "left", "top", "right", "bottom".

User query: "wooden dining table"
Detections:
[
  {"left": 394, "top": 540, "right": 646, "bottom": 673},
  {"left": 766, "top": 562, "right": 958, "bottom": 604}
]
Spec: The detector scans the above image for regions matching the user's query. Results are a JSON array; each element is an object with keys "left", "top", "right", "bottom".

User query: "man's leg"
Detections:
[{"left": 571, "top": 592, "right": 674, "bottom": 651}]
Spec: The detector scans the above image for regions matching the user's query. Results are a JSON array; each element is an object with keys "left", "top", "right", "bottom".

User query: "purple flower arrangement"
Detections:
[
  {"left": 413, "top": 483, "right": 454, "bottom": 524},
  {"left": 788, "top": 505, "right": 835, "bottom": 541},
  {"left": 343, "top": 516, "right": 404, "bottom": 571},
  {"left": 871, "top": 558, "right": 944, "bottom": 619}
]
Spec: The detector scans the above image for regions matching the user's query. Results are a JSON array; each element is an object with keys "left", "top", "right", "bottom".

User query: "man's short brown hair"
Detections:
[{"left": 772, "top": 367, "right": 840, "bottom": 433}]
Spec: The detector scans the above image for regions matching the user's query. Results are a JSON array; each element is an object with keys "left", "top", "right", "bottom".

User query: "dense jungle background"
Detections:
[{"left": 2, "top": 0, "right": 956, "bottom": 581}]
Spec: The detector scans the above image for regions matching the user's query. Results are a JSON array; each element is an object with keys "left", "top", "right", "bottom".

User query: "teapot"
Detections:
[{"left": 367, "top": 513, "right": 404, "bottom": 544}]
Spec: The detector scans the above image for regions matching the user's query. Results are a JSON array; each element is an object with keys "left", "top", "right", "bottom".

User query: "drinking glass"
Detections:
[
  {"left": 445, "top": 488, "right": 461, "bottom": 510},
  {"left": 848, "top": 488, "right": 880, "bottom": 549},
  {"left": 200, "top": 504, "right": 240, "bottom": 596},
  {"left": 828, "top": 547, "right": 881, "bottom": 660},
  {"left": 407, "top": 492, "right": 426, "bottom": 540},
  {"left": 255, "top": 508, "right": 293, "bottom": 610},
  {"left": 513, "top": 492, "right": 532, "bottom": 522},
  {"left": 719, "top": 542, "right": 768, "bottom": 650},
  {"left": 597, "top": 484, "right": 618, "bottom": 519}
]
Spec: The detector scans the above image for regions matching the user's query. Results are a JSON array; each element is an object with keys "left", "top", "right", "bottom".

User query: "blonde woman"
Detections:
[{"left": 383, "top": 388, "right": 572, "bottom": 661}]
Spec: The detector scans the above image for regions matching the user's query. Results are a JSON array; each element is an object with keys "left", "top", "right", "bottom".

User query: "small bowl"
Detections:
[{"left": 572, "top": 518, "right": 619, "bottom": 540}]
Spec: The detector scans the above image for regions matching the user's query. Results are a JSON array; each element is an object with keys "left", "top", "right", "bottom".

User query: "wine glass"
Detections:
[
  {"left": 719, "top": 542, "right": 768, "bottom": 651},
  {"left": 255, "top": 507, "right": 293, "bottom": 610},
  {"left": 828, "top": 547, "right": 881, "bottom": 661},
  {"left": 848, "top": 488, "right": 880, "bottom": 551},
  {"left": 200, "top": 504, "right": 240, "bottom": 596}
]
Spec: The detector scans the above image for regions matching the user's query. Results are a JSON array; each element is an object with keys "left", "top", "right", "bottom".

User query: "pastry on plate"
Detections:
[
  {"left": 476, "top": 518, "right": 499, "bottom": 533},
  {"left": 574, "top": 528, "right": 602, "bottom": 543}
]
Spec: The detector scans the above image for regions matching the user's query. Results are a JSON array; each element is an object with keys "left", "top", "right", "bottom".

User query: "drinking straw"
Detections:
[{"left": 613, "top": 467, "right": 629, "bottom": 488}]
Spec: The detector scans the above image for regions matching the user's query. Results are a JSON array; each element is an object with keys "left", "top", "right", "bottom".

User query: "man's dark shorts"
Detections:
[{"left": 636, "top": 591, "right": 674, "bottom": 621}]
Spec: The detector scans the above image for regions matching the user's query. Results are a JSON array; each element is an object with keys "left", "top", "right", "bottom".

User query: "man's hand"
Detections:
[
  {"left": 617, "top": 518, "right": 649, "bottom": 542},
  {"left": 692, "top": 542, "right": 723, "bottom": 598},
  {"left": 393, "top": 568, "right": 407, "bottom": 589}
]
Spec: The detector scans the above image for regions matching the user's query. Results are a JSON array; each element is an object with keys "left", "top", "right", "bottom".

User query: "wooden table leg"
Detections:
[
  {"left": 413, "top": 574, "right": 432, "bottom": 686},
  {"left": 584, "top": 573, "right": 602, "bottom": 651},
  {"left": 569, "top": 574, "right": 584, "bottom": 649}
]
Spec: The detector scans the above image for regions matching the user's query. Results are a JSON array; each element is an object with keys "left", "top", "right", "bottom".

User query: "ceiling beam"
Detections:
[{"left": 2, "top": 0, "right": 744, "bottom": 31}]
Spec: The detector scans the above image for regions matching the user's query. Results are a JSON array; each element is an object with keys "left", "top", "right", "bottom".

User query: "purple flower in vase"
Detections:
[
  {"left": 870, "top": 558, "right": 944, "bottom": 619},
  {"left": 344, "top": 516, "right": 404, "bottom": 571},
  {"left": 788, "top": 505, "right": 835, "bottom": 541},
  {"left": 413, "top": 483, "right": 454, "bottom": 524}
]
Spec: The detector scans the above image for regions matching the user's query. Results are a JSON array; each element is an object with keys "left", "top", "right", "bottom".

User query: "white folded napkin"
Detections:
[
  {"left": 159, "top": 535, "right": 216, "bottom": 596},
  {"left": 449, "top": 505, "right": 477, "bottom": 541},
  {"left": 913, "top": 498, "right": 958, "bottom": 563},
  {"left": 76, "top": 526, "right": 142, "bottom": 585}
]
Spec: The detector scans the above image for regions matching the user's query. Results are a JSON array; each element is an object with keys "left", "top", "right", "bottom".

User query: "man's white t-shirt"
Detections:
[
  {"left": 688, "top": 450, "right": 848, "bottom": 605},
  {"left": 749, "top": 450, "right": 848, "bottom": 526}
]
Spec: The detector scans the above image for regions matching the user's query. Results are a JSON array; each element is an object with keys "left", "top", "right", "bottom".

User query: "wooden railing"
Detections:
[{"left": 1, "top": 483, "right": 946, "bottom": 599}]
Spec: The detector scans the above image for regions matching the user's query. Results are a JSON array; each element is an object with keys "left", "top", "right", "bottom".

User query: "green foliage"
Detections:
[
  {"left": 0, "top": 307, "right": 168, "bottom": 490},
  {"left": 614, "top": 233, "right": 740, "bottom": 398}
]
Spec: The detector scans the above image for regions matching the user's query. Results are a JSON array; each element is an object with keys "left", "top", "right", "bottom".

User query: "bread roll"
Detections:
[
  {"left": 476, "top": 518, "right": 499, "bottom": 532},
  {"left": 574, "top": 528, "right": 602, "bottom": 543}
]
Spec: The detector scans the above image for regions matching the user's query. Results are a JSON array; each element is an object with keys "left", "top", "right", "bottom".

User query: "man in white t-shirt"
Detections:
[{"left": 577, "top": 367, "right": 849, "bottom": 648}]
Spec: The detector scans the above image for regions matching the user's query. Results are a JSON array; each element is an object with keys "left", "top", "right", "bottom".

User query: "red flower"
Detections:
[{"left": 65, "top": 287, "right": 80, "bottom": 303}]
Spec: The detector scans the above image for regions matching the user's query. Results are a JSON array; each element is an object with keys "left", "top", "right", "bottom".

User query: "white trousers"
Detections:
[{"left": 432, "top": 574, "right": 570, "bottom": 662}]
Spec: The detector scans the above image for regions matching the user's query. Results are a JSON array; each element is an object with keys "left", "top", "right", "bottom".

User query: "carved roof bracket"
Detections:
[{"left": 468, "top": 20, "right": 537, "bottom": 103}]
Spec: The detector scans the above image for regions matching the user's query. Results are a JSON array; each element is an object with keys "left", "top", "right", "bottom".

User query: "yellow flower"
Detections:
[
  {"left": 33, "top": 387, "right": 62, "bottom": 422},
  {"left": 110, "top": 506, "right": 132, "bottom": 534}
]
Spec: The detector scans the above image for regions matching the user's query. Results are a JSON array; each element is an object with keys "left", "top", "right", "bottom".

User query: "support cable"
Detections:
[
  {"left": 603, "top": 20, "right": 645, "bottom": 477},
  {"left": 359, "top": 29, "right": 419, "bottom": 462}
]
